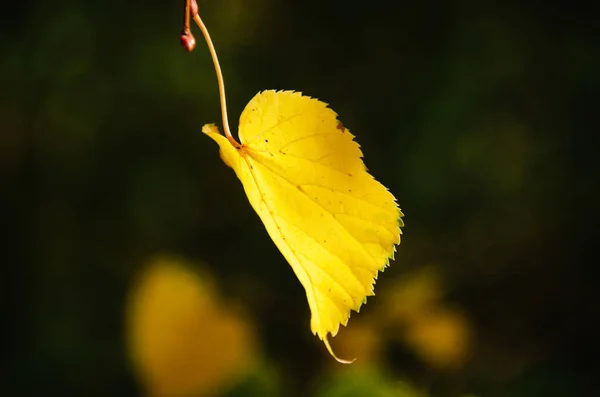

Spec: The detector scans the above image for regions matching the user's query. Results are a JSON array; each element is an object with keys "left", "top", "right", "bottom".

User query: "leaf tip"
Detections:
[
  {"left": 202, "top": 123, "right": 220, "bottom": 135},
  {"left": 323, "top": 334, "right": 356, "bottom": 364}
]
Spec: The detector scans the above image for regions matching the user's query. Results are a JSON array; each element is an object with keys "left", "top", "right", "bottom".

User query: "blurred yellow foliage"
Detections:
[
  {"left": 333, "top": 266, "right": 471, "bottom": 371},
  {"left": 125, "top": 255, "right": 255, "bottom": 397},
  {"left": 329, "top": 320, "right": 384, "bottom": 367},
  {"left": 383, "top": 267, "right": 471, "bottom": 370},
  {"left": 403, "top": 309, "right": 471, "bottom": 370},
  {"left": 381, "top": 266, "right": 443, "bottom": 324}
]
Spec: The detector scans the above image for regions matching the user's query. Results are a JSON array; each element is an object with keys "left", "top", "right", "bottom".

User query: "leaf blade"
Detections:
[{"left": 203, "top": 90, "right": 403, "bottom": 361}]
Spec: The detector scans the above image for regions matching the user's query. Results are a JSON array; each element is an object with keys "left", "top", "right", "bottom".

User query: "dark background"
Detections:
[{"left": 2, "top": 0, "right": 598, "bottom": 396}]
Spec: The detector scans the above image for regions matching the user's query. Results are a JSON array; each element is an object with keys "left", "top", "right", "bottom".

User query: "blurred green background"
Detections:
[{"left": 2, "top": 0, "right": 598, "bottom": 396}]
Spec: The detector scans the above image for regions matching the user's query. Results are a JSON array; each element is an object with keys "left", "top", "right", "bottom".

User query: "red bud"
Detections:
[{"left": 180, "top": 31, "right": 196, "bottom": 51}]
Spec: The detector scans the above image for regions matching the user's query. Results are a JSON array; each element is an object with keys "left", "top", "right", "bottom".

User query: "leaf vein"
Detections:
[
  {"left": 250, "top": 157, "right": 380, "bottom": 265},
  {"left": 244, "top": 112, "right": 305, "bottom": 145},
  {"left": 278, "top": 214, "right": 363, "bottom": 297},
  {"left": 242, "top": 155, "right": 323, "bottom": 318}
]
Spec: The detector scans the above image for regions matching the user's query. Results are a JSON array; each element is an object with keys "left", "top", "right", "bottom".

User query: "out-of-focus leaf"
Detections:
[
  {"left": 403, "top": 309, "right": 471, "bottom": 370},
  {"left": 380, "top": 266, "right": 443, "bottom": 324},
  {"left": 380, "top": 267, "right": 472, "bottom": 369},
  {"left": 125, "top": 255, "right": 255, "bottom": 397},
  {"left": 325, "top": 320, "right": 383, "bottom": 367}
]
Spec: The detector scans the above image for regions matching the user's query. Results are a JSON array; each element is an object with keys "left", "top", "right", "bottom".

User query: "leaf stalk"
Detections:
[{"left": 182, "top": 0, "right": 241, "bottom": 148}]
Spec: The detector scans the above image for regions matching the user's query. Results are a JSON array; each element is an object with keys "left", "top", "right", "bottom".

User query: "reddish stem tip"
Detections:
[{"left": 190, "top": 0, "right": 199, "bottom": 16}]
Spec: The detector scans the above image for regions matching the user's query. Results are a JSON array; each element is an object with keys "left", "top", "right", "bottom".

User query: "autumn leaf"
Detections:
[
  {"left": 125, "top": 256, "right": 255, "bottom": 397},
  {"left": 381, "top": 267, "right": 472, "bottom": 370},
  {"left": 203, "top": 90, "right": 403, "bottom": 362},
  {"left": 180, "top": 2, "right": 403, "bottom": 362}
]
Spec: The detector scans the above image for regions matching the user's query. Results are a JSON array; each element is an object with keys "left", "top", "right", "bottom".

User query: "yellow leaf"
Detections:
[
  {"left": 404, "top": 309, "right": 471, "bottom": 370},
  {"left": 203, "top": 90, "right": 403, "bottom": 362},
  {"left": 125, "top": 256, "right": 255, "bottom": 397}
]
